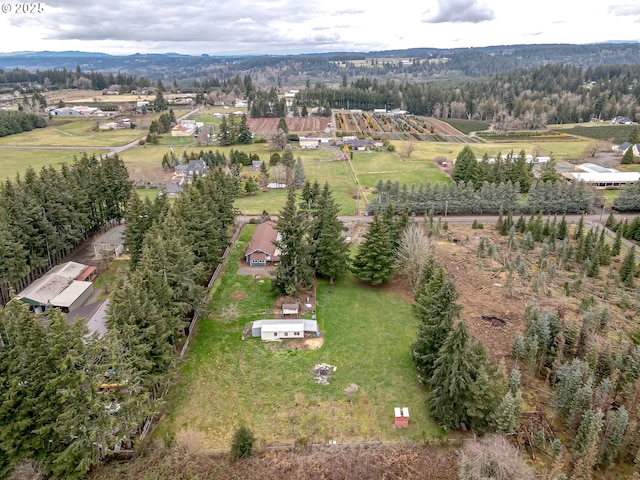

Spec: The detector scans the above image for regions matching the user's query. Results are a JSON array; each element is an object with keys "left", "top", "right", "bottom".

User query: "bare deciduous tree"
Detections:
[
  {"left": 395, "top": 222, "right": 434, "bottom": 295},
  {"left": 458, "top": 434, "right": 536, "bottom": 480}
]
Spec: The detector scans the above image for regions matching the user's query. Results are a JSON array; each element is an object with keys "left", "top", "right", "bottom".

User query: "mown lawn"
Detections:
[
  {"left": 0, "top": 148, "right": 109, "bottom": 181},
  {"left": 0, "top": 120, "right": 144, "bottom": 147},
  {"left": 154, "top": 225, "right": 441, "bottom": 450},
  {"left": 352, "top": 151, "right": 450, "bottom": 193},
  {"left": 236, "top": 158, "right": 358, "bottom": 215}
]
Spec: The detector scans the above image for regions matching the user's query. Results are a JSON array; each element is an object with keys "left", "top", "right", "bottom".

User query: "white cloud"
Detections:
[{"left": 0, "top": 0, "right": 639, "bottom": 55}]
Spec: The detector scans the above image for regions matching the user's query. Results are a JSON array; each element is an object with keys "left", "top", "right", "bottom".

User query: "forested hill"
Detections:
[{"left": 1, "top": 43, "right": 640, "bottom": 83}]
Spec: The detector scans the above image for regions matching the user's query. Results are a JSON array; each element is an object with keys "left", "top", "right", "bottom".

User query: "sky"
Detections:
[{"left": 1, "top": 0, "right": 640, "bottom": 56}]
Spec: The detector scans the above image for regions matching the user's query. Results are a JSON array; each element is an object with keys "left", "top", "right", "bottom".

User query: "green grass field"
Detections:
[
  {"left": 236, "top": 160, "right": 357, "bottom": 215},
  {"left": 0, "top": 148, "right": 110, "bottom": 181},
  {"left": 0, "top": 120, "right": 144, "bottom": 147},
  {"left": 352, "top": 151, "right": 450, "bottom": 191},
  {"left": 154, "top": 226, "right": 441, "bottom": 449}
]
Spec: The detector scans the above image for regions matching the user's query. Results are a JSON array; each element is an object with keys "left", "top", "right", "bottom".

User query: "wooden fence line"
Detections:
[{"left": 179, "top": 221, "right": 245, "bottom": 359}]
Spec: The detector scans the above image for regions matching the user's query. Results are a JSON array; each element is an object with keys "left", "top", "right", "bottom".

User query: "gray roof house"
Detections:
[{"left": 174, "top": 159, "right": 208, "bottom": 183}]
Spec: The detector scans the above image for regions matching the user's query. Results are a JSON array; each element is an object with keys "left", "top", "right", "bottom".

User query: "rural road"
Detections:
[{"left": 0, "top": 106, "right": 202, "bottom": 156}]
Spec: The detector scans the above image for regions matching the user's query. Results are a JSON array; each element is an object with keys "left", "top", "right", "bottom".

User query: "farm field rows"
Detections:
[
  {"left": 153, "top": 225, "right": 442, "bottom": 449},
  {"left": 248, "top": 116, "right": 332, "bottom": 134}
]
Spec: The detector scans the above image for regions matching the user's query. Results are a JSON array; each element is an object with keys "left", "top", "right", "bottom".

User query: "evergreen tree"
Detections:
[
  {"left": 613, "top": 181, "right": 640, "bottom": 212},
  {"left": 411, "top": 267, "right": 460, "bottom": 383},
  {"left": 620, "top": 146, "right": 636, "bottom": 165},
  {"left": 571, "top": 409, "right": 604, "bottom": 480},
  {"left": 599, "top": 406, "right": 628, "bottom": 469},
  {"left": 619, "top": 246, "right": 636, "bottom": 288},
  {"left": 452, "top": 146, "right": 478, "bottom": 186},
  {"left": 351, "top": 213, "right": 395, "bottom": 285},
  {"left": 574, "top": 214, "right": 585, "bottom": 240},
  {"left": 237, "top": 114, "right": 252, "bottom": 144},
  {"left": 293, "top": 157, "right": 306, "bottom": 188},
  {"left": 311, "top": 183, "right": 350, "bottom": 284},
  {"left": 272, "top": 188, "right": 313, "bottom": 296},
  {"left": 230, "top": 425, "right": 256, "bottom": 459},
  {"left": 277, "top": 116, "right": 288, "bottom": 134},
  {"left": 612, "top": 226, "right": 623, "bottom": 256},
  {"left": 492, "top": 389, "right": 522, "bottom": 435},
  {"left": 428, "top": 320, "right": 481, "bottom": 431}
]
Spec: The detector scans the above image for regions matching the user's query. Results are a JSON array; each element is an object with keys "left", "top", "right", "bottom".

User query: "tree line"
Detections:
[
  {"left": 288, "top": 62, "right": 640, "bottom": 126},
  {"left": 0, "top": 167, "right": 238, "bottom": 478},
  {"left": 367, "top": 178, "right": 594, "bottom": 216},
  {"left": 0, "top": 109, "right": 47, "bottom": 137},
  {"left": 0, "top": 153, "right": 132, "bottom": 305}
]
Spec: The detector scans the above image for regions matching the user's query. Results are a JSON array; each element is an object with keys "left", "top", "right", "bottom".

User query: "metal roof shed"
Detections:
[
  {"left": 282, "top": 303, "right": 299, "bottom": 316},
  {"left": 51, "top": 281, "right": 94, "bottom": 312},
  {"left": 259, "top": 319, "right": 304, "bottom": 340}
]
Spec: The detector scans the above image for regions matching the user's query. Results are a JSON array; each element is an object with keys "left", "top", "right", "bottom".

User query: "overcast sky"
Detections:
[{"left": 1, "top": 0, "right": 640, "bottom": 55}]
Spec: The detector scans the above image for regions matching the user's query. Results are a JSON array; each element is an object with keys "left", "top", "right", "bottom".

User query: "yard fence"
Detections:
[
  {"left": 180, "top": 220, "right": 245, "bottom": 359},
  {"left": 139, "top": 221, "right": 245, "bottom": 442}
]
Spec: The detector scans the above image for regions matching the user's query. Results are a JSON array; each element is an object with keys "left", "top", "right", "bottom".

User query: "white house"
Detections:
[{"left": 249, "top": 319, "right": 319, "bottom": 340}]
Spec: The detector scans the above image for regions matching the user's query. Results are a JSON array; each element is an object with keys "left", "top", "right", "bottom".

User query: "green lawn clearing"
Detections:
[
  {"left": 351, "top": 151, "right": 450, "bottom": 191},
  {"left": 0, "top": 120, "right": 144, "bottom": 147},
  {"left": 0, "top": 148, "right": 110, "bottom": 181},
  {"left": 154, "top": 225, "right": 441, "bottom": 450}
]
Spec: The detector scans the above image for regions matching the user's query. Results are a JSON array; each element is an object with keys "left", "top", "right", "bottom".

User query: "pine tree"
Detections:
[
  {"left": 619, "top": 246, "right": 636, "bottom": 288},
  {"left": 612, "top": 226, "right": 623, "bottom": 256},
  {"left": 411, "top": 267, "right": 460, "bottom": 383},
  {"left": 237, "top": 114, "right": 252, "bottom": 144},
  {"left": 293, "top": 157, "right": 306, "bottom": 188},
  {"left": 311, "top": 183, "right": 350, "bottom": 284},
  {"left": 557, "top": 214, "right": 568, "bottom": 240},
  {"left": 452, "top": 146, "right": 478, "bottom": 185},
  {"left": 574, "top": 214, "right": 585, "bottom": 240},
  {"left": 492, "top": 389, "right": 522, "bottom": 434},
  {"left": 428, "top": 320, "right": 478, "bottom": 430},
  {"left": 599, "top": 406, "right": 628, "bottom": 469},
  {"left": 351, "top": 213, "right": 395, "bottom": 285},
  {"left": 613, "top": 181, "right": 640, "bottom": 211},
  {"left": 230, "top": 425, "right": 256, "bottom": 459},
  {"left": 272, "top": 188, "right": 313, "bottom": 296},
  {"left": 621, "top": 146, "right": 636, "bottom": 164},
  {"left": 571, "top": 409, "right": 604, "bottom": 480}
]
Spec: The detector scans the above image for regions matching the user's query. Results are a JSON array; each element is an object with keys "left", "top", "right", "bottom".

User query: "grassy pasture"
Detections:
[
  {"left": 236, "top": 159, "right": 357, "bottom": 215},
  {"left": 0, "top": 148, "right": 109, "bottom": 181},
  {"left": 0, "top": 120, "right": 144, "bottom": 147},
  {"left": 154, "top": 226, "right": 441, "bottom": 449},
  {"left": 351, "top": 151, "right": 450, "bottom": 194}
]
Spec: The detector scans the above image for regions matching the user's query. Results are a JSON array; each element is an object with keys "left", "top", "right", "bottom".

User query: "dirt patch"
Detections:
[
  {"left": 231, "top": 291, "right": 248, "bottom": 300},
  {"left": 434, "top": 224, "right": 576, "bottom": 362},
  {"left": 303, "top": 337, "right": 323, "bottom": 350}
]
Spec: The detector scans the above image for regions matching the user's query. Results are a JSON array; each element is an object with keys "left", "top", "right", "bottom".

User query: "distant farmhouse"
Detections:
[
  {"left": 612, "top": 142, "right": 640, "bottom": 157},
  {"left": 611, "top": 115, "right": 634, "bottom": 125},
  {"left": 562, "top": 163, "right": 640, "bottom": 189},
  {"left": 50, "top": 105, "right": 104, "bottom": 116},
  {"left": 299, "top": 136, "right": 331, "bottom": 149},
  {"left": 245, "top": 221, "right": 280, "bottom": 266}
]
